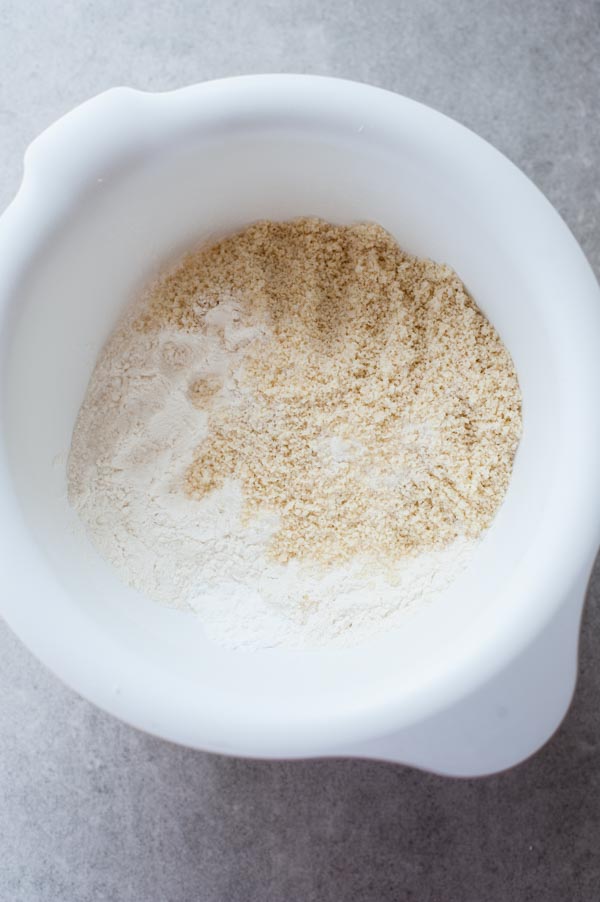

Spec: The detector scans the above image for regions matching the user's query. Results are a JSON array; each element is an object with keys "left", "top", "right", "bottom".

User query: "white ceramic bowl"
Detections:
[{"left": 1, "top": 75, "right": 600, "bottom": 776}]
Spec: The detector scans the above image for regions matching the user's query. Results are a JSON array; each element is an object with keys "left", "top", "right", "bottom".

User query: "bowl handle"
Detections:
[{"left": 340, "top": 566, "right": 592, "bottom": 776}]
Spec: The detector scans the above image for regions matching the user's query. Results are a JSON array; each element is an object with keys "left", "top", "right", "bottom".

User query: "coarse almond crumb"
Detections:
[{"left": 138, "top": 218, "right": 522, "bottom": 567}]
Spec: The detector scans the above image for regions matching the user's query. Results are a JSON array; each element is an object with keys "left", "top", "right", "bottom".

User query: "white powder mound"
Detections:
[{"left": 68, "top": 297, "right": 477, "bottom": 650}]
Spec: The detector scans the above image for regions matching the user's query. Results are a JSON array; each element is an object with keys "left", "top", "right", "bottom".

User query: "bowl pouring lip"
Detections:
[{"left": 1, "top": 74, "right": 600, "bottom": 755}]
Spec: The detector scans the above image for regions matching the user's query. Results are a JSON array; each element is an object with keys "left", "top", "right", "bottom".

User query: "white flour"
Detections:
[{"left": 68, "top": 298, "right": 477, "bottom": 650}]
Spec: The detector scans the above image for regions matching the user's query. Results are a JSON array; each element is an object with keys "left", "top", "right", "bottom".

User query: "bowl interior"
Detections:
[{"left": 1, "top": 81, "right": 592, "bottom": 753}]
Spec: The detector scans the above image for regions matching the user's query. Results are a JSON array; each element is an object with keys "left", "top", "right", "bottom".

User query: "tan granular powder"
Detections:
[{"left": 138, "top": 218, "right": 522, "bottom": 567}]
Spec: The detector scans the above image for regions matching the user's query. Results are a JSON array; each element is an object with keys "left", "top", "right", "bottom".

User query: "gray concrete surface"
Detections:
[{"left": 1, "top": 0, "right": 600, "bottom": 899}]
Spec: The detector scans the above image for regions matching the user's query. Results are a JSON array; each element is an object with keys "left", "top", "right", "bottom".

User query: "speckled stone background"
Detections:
[{"left": 1, "top": 1, "right": 600, "bottom": 900}]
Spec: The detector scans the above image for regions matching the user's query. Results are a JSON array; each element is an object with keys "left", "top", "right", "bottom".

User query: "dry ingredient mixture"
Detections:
[{"left": 68, "top": 219, "right": 522, "bottom": 648}]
